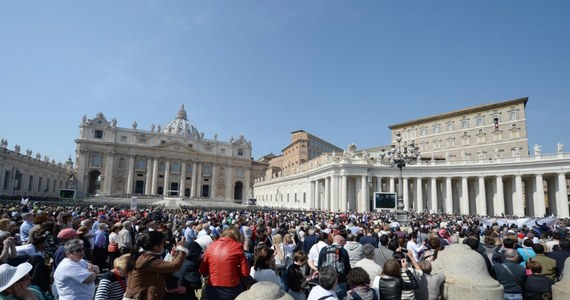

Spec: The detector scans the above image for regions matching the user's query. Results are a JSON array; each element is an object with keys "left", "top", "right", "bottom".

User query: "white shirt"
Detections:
[
  {"left": 307, "top": 284, "right": 338, "bottom": 300},
  {"left": 309, "top": 241, "right": 328, "bottom": 268},
  {"left": 54, "top": 258, "right": 95, "bottom": 300},
  {"left": 250, "top": 267, "right": 281, "bottom": 286},
  {"left": 15, "top": 244, "right": 43, "bottom": 257}
]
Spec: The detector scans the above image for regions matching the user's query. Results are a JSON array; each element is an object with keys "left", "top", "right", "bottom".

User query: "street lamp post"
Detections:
[{"left": 379, "top": 133, "right": 420, "bottom": 225}]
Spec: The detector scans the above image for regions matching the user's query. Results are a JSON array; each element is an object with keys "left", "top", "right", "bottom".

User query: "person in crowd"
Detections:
[
  {"left": 308, "top": 265, "right": 338, "bottom": 300},
  {"left": 374, "top": 234, "right": 394, "bottom": 269},
  {"left": 421, "top": 238, "right": 441, "bottom": 262},
  {"left": 92, "top": 223, "right": 109, "bottom": 271},
  {"left": 318, "top": 234, "right": 351, "bottom": 300},
  {"left": 360, "top": 229, "right": 379, "bottom": 248},
  {"left": 346, "top": 267, "right": 377, "bottom": 300},
  {"left": 123, "top": 231, "right": 188, "bottom": 300},
  {"left": 272, "top": 234, "right": 288, "bottom": 289},
  {"left": 303, "top": 229, "right": 319, "bottom": 258},
  {"left": 355, "top": 244, "right": 381, "bottom": 286},
  {"left": 0, "top": 262, "right": 47, "bottom": 300},
  {"left": 18, "top": 213, "right": 34, "bottom": 244},
  {"left": 94, "top": 253, "right": 130, "bottom": 300},
  {"left": 166, "top": 240, "right": 204, "bottom": 300},
  {"left": 308, "top": 232, "right": 330, "bottom": 276},
  {"left": 107, "top": 223, "right": 122, "bottom": 269},
  {"left": 117, "top": 221, "right": 133, "bottom": 255},
  {"left": 287, "top": 251, "right": 311, "bottom": 300},
  {"left": 200, "top": 226, "right": 249, "bottom": 300},
  {"left": 517, "top": 239, "right": 536, "bottom": 267},
  {"left": 414, "top": 260, "right": 444, "bottom": 300},
  {"left": 283, "top": 233, "right": 297, "bottom": 289},
  {"left": 242, "top": 226, "right": 255, "bottom": 268},
  {"left": 91, "top": 214, "right": 107, "bottom": 232},
  {"left": 530, "top": 243, "right": 558, "bottom": 282},
  {"left": 251, "top": 247, "right": 281, "bottom": 286},
  {"left": 393, "top": 250, "right": 423, "bottom": 300},
  {"left": 15, "top": 231, "right": 45, "bottom": 258},
  {"left": 523, "top": 260, "right": 554, "bottom": 300},
  {"left": 376, "top": 258, "right": 419, "bottom": 300},
  {"left": 345, "top": 234, "right": 363, "bottom": 269},
  {"left": 407, "top": 231, "right": 426, "bottom": 262},
  {"left": 547, "top": 238, "right": 570, "bottom": 280},
  {"left": 493, "top": 249, "right": 525, "bottom": 300},
  {"left": 53, "top": 239, "right": 100, "bottom": 300},
  {"left": 0, "top": 232, "right": 17, "bottom": 264}
]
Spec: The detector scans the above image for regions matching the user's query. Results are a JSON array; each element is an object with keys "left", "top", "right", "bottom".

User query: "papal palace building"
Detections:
[
  {"left": 254, "top": 97, "right": 570, "bottom": 217},
  {"left": 74, "top": 105, "right": 265, "bottom": 201},
  {"left": 0, "top": 139, "right": 74, "bottom": 199}
]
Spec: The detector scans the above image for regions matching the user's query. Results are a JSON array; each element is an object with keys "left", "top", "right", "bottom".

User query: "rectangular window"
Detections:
[
  {"left": 171, "top": 162, "right": 181, "bottom": 174},
  {"left": 238, "top": 149, "right": 244, "bottom": 156},
  {"left": 202, "top": 165, "right": 212, "bottom": 177},
  {"left": 89, "top": 153, "right": 102, "bottom": 168},
  {"left": 45, "top": 178, "right": 50, "bottom": 192},
  {"left": 432, "top": 125, "right": 440, "bottom": 134},
  {"left": 3, "top": 171, "right": 11, "bottom": 190},
  {"left": 137, "top": 137, "right": 147, "bottom": 144},
  {"left": 447, "top": 123, "right": 453, "bottom": 131},
  {"left": 476, "top": 117, "right": 484, "bottom": 126},
  {"left": 461, "top": 120, "right": 469, "bottom": 129},
  {"left": 303, "top": 193, "right": 306, "bottom": 203},
  {"left": 237, "top": 168, "right": 244, "bottom": 178},
  {"left": 420, "top": 128, "right": 428, "bottom": 136},
  {"left": 37, "top": 177, "right": 42, "bottom": 192},
  {"left": 94, "top": 130, "right": 103, "bottom": 139},
  {"left": 135, "top": 159, "right": 146, "bottom": 171},
  {"left": 28, "top": 176, "right": 34, "bottom": 191},
  {"left": 509, "top": 111, "right": 517, "bottom": 120},
  {"left": 120, "top": 136, "right": 127, "bottom": 142}
]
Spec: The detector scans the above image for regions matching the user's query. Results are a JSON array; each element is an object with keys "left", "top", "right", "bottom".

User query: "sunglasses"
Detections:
[{"left": 71, "top": 248, "right": 85, "bottom": 253}]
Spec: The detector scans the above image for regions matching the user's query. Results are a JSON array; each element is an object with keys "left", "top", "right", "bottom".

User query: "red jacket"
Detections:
[{"left": 199, "top": 237, "right": 249, "bottom": 287}]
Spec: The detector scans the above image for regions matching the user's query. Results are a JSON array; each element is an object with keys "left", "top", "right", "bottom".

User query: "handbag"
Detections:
[{"left": 108, "top": 242, "right": 118, "bottom": 252}]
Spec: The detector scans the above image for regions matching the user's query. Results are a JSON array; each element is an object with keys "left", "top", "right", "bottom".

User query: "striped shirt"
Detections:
[{"left": 94, "top": 271, "right": 126, "bottom": 300}]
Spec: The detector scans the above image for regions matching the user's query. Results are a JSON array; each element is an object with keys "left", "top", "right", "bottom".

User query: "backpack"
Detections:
[{"left": 321, "top": 245, "right": 345, "bottom": 275}]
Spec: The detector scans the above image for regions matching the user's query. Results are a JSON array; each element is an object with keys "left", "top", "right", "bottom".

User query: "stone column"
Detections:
[
  {"left": 102, "top": 152, "right": 114, "bottom": 196},
  {"left": 361, "top": 175, "right": 369, "bottom": 212},
  {"left": 310, "top": 180, "right": 316, "bottom": 209},
  {"left": 389, "top": 177, "right": 395, "bottom": 193},
  {"left": 376, "top": 176, "right": 382, "bottom": 192},
  {"left": 126, "top": 155, "right": 135, "bottom": 195},
  {"left": 533, "top": 174, "right": 546, "bottom": 217},
  {"left": 495, "top": 176, "right": 505, "bottom": 215},
  {"left": 402, "top": 177, "right": 409, "bottom": 210},
  {"left": 211, "top": 163, "right": 218, "bottom": 199},
  {"left": 332, "top": 175, "right": 340, "bottom": 211},
  {"left": 514, "top": 175, "right": 524, "bottom": 216},
  {"left": 445, "top": 177, "right": 453, "bottom": 214},
  {"left": 190, "top": 162, "right": 198, "bottom": 198},
  {"left": 460, "top": 177, "right": 469, "bottom": 214},
  {"left": 180, "top": 162, "right": 186, "bottom": 198},
  {"left": 145, "top": 157, "right": 153, "bottom": 195},
  {"left": 151, "top": 158, "right": 159, "bottom": 195},
  {"left": 556, "top": 173, "right": 569, "bottom": 217},
  {"left": 225, "top": 163, "right": 233, "bottom": 200},
  {"left": 244, "top": 168, "right": 251, "bottom": 200},
  {"left": 76, "top": 149, "right": 88, "bottom": 195},
  {"left": 324, "top": 177, "right": 330, "bottom": 210},
  {"left": 477, "top": 176, "right": 487, "bottom": 215},
  {"left": 430, "top": 177, "right": 438, "bottom": 213},
  {"left": 163, "top": 160, "right": 171, "bottom": 196},
  {"left": 416, "top": 178, "right": 423, "bottom": 212},
  {"left": 196, "top": 162, "right": 203, "bottom": 197}
]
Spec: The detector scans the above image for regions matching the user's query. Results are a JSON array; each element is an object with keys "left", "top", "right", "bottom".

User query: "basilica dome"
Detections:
[{"left": 162, "top": 105, "right": 200, "bottom": 138}]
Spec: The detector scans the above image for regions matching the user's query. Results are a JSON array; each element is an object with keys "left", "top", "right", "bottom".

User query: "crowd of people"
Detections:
[{"left": 0, "top": 201, "right": 568, "bottom": 300}]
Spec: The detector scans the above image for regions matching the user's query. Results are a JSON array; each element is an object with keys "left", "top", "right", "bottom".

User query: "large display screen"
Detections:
[{"left": 374, "top": 192, "right": 397, "bottom": 210}]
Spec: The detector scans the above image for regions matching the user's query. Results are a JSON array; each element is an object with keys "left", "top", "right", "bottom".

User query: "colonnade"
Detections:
[{"left": 306, "top": 172, "right": 569, "bottom": 217}]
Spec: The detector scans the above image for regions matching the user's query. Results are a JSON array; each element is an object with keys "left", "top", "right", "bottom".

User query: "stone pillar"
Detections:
[
  {"left": 190, "top": 162, "right": 198, "bottom": 198},
  {"left": 102, "top": 152, "right": 114, "bottom": 196},
  {"left": 310, "top": 180, "right": 316, "bottom": 209},
  {"left": 460, "top": 177, "right": 469, "bottom": 215},
  {"left": 163, "top": 160, "right": 171, "bottom": 196},
  {"left": 445, "top": 177, "right": 453, "bottom": 214},
  {"left": 361, "top": 175, "right": 369, "bottom": 212},
  {"left": 196, "top": 162, "right": 203, "bottom": 197},
  {"left": 244, "top": 168, "right": 251, "bottom": 200},
  {"left": 534, "top": 174, "right": 546, "bottom": 217},
  {"left": 331, "top": 175, "right": 340, "bottom": 211},
  {"left": 180, "top": 162, "right": 187, "bottom": 198},
  {"left": 556, "top": 173, "right": 569, "bottom": 217},
  {"left": 151, "top": 158, "right": 159, "bottom": 195},
  {"left": 435, "top": 244, "right": 503, "bottom": 299},
  {"left": 513, "top": 175, "right": 524, "bottom": 216},
  {"left": 403, "top": 177, "right": 409, "bottom": 211},
  {"left": 325, "top": 177, "right": 331, "bottom": 210},
  {"left": 225, "top": 163, "right": 233, "bottom": 200},
  {"left": 495, "top": 176, "right": 505, "bottom": 215},
  {"left": 389, "top": 177, "right": 395, "bottom": 193},
  {"left": 376, "top": 176, "right": 382, "bottom": 192},
  {"left": 126, "top": 155, "right": 135, "bottom": 195},
  {"left": 477, "top": 176, "right": 487, "bottom": 215},
  {"left": 145, "top": 157, "right": 153, "bottom": 195},
  {"left": 430, "top": 177, "right": 438, "bottom": 213},
  {"left": 416, "top": 178, "right": 423, "bottom": 212}
]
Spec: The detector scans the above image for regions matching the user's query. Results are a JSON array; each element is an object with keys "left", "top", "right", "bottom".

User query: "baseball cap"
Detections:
[{"left": 57, "top": 228, "right": 78, "bottom": 240}]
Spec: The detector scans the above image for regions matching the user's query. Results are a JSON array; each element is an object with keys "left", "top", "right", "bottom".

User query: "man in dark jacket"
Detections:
[
  {"left": 493, "top": 249, "right": 526, "bottom": 299},
  {"left": 547, "top": 238, "right": 570, "bottom": 280},
  {"left": 318, "top": 235, "right": 351, "bottom": 300}
]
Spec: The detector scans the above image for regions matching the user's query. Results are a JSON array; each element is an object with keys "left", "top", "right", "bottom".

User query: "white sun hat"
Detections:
[{"left": 0, "top": 262, "right": 32, "bottom": 292}]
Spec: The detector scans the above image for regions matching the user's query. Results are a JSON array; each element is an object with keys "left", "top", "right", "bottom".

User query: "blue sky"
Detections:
[{"left": 1, "top": 1, "right": 569, "bottom": 163}]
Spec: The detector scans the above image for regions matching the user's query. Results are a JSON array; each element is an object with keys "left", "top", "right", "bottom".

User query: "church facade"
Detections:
[{"left": 74, "top": 105, "right": 266, "bottom": 201}]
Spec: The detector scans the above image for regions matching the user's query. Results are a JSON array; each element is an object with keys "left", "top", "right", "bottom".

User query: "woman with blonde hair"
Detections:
[{"left": 94, "top": 254, "right": 130, "bottom": 300}]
